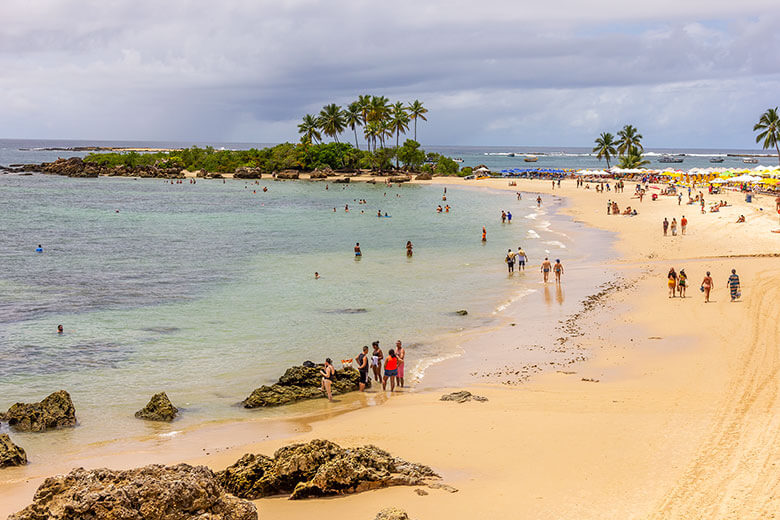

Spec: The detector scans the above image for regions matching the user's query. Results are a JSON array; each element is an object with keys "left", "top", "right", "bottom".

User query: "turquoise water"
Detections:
[{"left": 1, "top": 173, "right": 602, "bottom": 458}]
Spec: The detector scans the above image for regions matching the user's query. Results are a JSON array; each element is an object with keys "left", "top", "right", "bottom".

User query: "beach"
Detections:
[{"left": 2, "top": 176, "right": 780, "bottom": 519}]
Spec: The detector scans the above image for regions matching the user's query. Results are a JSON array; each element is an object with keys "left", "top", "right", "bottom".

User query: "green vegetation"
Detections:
[
  {"left": 754, "top": 107, "right": 780, "bottom": 166},
  {"left": 593, "top": 124, "right": 646, "bottom": 169}
]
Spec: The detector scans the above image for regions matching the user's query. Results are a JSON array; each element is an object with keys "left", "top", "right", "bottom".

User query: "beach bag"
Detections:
[
  {"left": 700, "top": 286, "right": 705, "bottom": 292},
  {"left": 736, "top": 291, "right": 742, "bottom": 299}
]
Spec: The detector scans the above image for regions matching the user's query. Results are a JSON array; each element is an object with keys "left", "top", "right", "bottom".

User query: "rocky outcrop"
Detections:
[
  {"left": 234, "top": 167, "right": 263, "bottom": 179},
  {"left": 275, "top": 170, "right": 299, "bottom": 179},
  {"left": 2, "top": 390, "right": 77, "bottom": 432},
  {"left": 41, "top": 158, "right": 98, "bottom": 177},
  {"left": 376, "top": 508, "right": 411, "bottom": 520},
  {"left": 388, "top": 175, "right": 412, "bottom": 183},
  {"left": 242, "top": 365, "right": 361, "bottom": 408},
  {"left": 217, "top": 439, "right": 439, "bottom": 500},
  {"left": 333, "top": 177, "right": 350, "bottom": 183},
  {"left": 0, "top": 434, "right": 27, "bottom": 467},
  {"left": 414, "top": 172, "right": 432, "bottom": 181},
  {"left": 308, "top": 170, "right": 328, "bottom": 179},
  {"left": 440, "top": 391, "right": 488, "bottom": 403},
  {"left": 8, "top": 464, "right": 257, "bottom": 520},
  {"left": 135, "top": 392, "right": 178, "bottom": 422}
]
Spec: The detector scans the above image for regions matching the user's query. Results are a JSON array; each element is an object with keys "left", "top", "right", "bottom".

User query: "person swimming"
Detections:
[
  {"left": 35, "top": 244, "right": 43, "bottom": 253},
  {"left": 57, "top": 324, "right": 63, "bottom": 334}
]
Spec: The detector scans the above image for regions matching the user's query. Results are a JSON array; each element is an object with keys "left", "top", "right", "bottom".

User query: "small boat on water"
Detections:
[
  {"left": 452, "top": 158, "right": 463, "bottom": 163},
  {"left": 659, "top": 155, "right": 683, "bottom": 163},
  {"left": 524, "top": 155, "right": 538, "bottom": 162},
  {"left": 507, "top": 153, "right": 515, "bottom": 157},
  {"left": 709, "top": 157, "right": 724, "bottom": 163},
  {"left": 743, "top": 157, "right": 759, "bottom": 164}
]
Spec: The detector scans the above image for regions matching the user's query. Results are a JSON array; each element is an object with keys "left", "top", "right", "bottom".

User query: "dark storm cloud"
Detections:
[{"left": 0, "top": 0, "right": 779, "bottom": 146}]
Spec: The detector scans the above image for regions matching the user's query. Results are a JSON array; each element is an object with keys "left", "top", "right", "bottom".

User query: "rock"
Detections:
[
  {"left": 276, "top": 170, "right": 299, "bottom": 180},
  {"left": 333, "top": 177, "right": 350, "bottom": 183},
  {"left": 440, "top": 391, "right": 488, "bottom": 403},
  {"left": 308, "top": 170, "right": 328, "bottom": 179},
  {"left": 135, "top": 392, "right": 178, "bottom": 422},
  {"left": 375, "top": 508, "right": 411, "bottom": 520},
  {"left": 388, "top": 175, "right": 411, "bottom": 183},
  {"left": 41, "top": 158, "right": 99, "bottom": 178},
  {"left": 234, "top": 167, "right": 263, "bottom": 179},
  {"left": 414, "top": 488, "right": 428, "bottom": 496},
  {"left": 217, "top": 439, "right": 439, "bottom": 501},
  {"left": 414, "top": 172, "right": 432, "bottom": 181},
  {"left": 8, "top": 463, "right": 257, "bottom": 520},
  {"left": 455, "top": 309, "right": 468, "bottom": 316},
  {"left": 428, "top": 482, "right": 459, "bottom": 493},
  {"left": 0, "top": 434, "right": 27, "bottom": 468},
  {"left": 3, "top": 390, "right": 77, "bottom": 432},
  {"left": 242, "top": 365, "right": 362, "bottom": 408}
]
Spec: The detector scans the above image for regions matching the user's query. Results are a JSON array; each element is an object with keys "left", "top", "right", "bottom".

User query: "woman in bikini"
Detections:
[
  {"left": 320, "top": 358, "right": 335, "bottom": 402},
  {"left": 667, "top": 268, "right": 677, "bottom": 298},
  {"left": 701, "top": 271, "right": 714, "bottom": 303},
  {"left": 677, "top": 269, "right": 687, "bottom": 298}
]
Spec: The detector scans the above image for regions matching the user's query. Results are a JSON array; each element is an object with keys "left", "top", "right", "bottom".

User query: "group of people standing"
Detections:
[
  {"left": 318, "top": 340, "right": 407, "bottom": 401},
  {"left": 667, "top": 268, "right": 741, "bottom": 303},
  {"left": 505, "top": 247, "right": 528, "bottom": 273},
  {"left": 662, "top": 216, "right": 688, "bottom": 236}
]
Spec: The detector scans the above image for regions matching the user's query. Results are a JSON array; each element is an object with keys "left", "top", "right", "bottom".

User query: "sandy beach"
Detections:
[{"left": 2, "top": 177, "right": 779, "bottom": 519}]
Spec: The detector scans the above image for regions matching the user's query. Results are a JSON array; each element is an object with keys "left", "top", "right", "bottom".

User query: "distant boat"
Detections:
[
  {"left": 709, "top": 157, "right": 724, "bottom": 163},
  {"left": 659, "top": 155, "right": 683, "bottom": 163},
  {"left": 507, "top": 153, "right": 515, "bottom": 157},
  {"left": 524, "top": 155, "right": 538, "bottom": 163},
  {"left": 452, "top": 158, "right": 463, "bottom": 163},
  {"left": 743, "top": 157, "right": 759, "bottom": 164}
]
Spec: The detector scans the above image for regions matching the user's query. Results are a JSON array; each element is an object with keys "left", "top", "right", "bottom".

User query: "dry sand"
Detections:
[{"left": 2, "top": 177, "right": 779, "bottom": 519}]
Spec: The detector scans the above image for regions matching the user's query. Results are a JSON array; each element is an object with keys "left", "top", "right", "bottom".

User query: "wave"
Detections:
[
  {"left": 544, "top": 240, "right": 567, "bottom": 249},
  {"left": 494, "top": 288, "right": 537, "bottom": 314}
]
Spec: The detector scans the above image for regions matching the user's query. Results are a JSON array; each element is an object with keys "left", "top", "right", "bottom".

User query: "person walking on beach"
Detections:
[
  {"left": 382, "top": 349, "right": 399, "bottom": 391},
  {"left": 320, "top": 358, "right": 335, "bottom": 402},
  {"left": 506, "top": 249, "right": 515, "bottom": 273},
  {"left": 536, "top": 195, "right": 542, "bottom": 207},
  {"left": 681, "top": 216, "right": 688, "bottom": 235},
  {"left": 671, "top": 218, "right": 678, "bottom": 236},
  {"left": 541, "top": 257, "right": 552, "bottom": 283},
  {"left": 668, "top": 267, "right": 677, "bottom": 298},
  {"left": 553, "top": 259, "right": 564, "bottom": 284},
  {"left": 701, "top": 271, "right": 714, "bottom": 303},
  {"left": 678, "top": 269, "right": 688, "bottom": 298},
  {"left": 678, "top": 193, "right": 682, "bottom": 205},
  {"left": 728, "top": 269, "right": 741, "bottom": 302},
  {"left": 517, "top": 247, "right": 527, "bottom": 270},
  {"left": 371, "top": 341, "right": 383, "bottom": 382},
  {"left": 406, "top": 241, "right": 413, "bottom": 257},
  {"left": 663, "top": 218, "right": 669, "bottom": 236},
  {"left": 357, "top": 346, "right": 369, "bottom": 391},
  {"left": 396, "top": 340, "right": 406, "bottom": 388},
  {"left": 607, "top": 200, "right": 612, "bottom": 215}
]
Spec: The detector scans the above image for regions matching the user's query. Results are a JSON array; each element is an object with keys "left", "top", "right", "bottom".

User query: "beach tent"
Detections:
[
  {"left": 474, "top": 166, "right": 490, "bottom": 173},
  {"left": 729, "top": 174, "right": 762, "bottom": 183}
]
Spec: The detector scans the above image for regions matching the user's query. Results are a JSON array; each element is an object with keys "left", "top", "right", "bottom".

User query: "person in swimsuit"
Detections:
[
  {"left": 728, "top": 269, "right": 741, "bottom": 301},
  {"left": 406, "top": 241, "right": 413, "bottom": 257},
  {"left": 678, "top": 269, "right": 687, "bottom": 298},
  {"left": 663, "top": 218, "right": 669, "bottom": 236},
  {"left": 371, "top": 341, "right": 383, "bottom": 382},
  {"left": 396, "top": 340, "right": 405, "bottom": 388},
  {"left": 314, "top": 272, "right": 320, "bottom": 279},
  {"left": 506, "top": 249, "right": 515, "bottom": 273},
  {"left": 701, "top": 271, "right": 713, "bottom": 303},
  {"left": 507, "top": 211, "right": 512, "bottom": 223},
  {"left": 553, "top": 259, "right": 564, "bottom": 283},
  {"left": 320, "top": 358, "right": 335, "bottom": 402},
  {"left": 541, "top": 257, "right": 551, "bottom": 283},
  {"left": 382, "top": 349, "right": 399, "bottom": 391},
  {"left": 482, "top": 227, "right": 486, "bottom": 242},
  {"left": 681, "top": 216, "right": 687, "bottom": 235},
  {"left": 671, "top": 218, "right": 678, "bottom": 236},
  {"left": 57, "top": 324, "right": 63, "bottom": 334},
  {"left": 354, "top": 243, "right": 361, "bottom": 257},
  {"left": 501, "top": 211, "right": 507, "bottom": 223},
  {"left": 36, "top": 244, "right": 43, "bottom": 253},
  {"left": 668, "top": 267, "right": 677, "bottom": 298},
  {"left": 536, "top": 195, "right": 542, "bottom": 207},
  {"left": 356, "top": 346, "right": 369, "bottom": 391},
  {"left": 516, "top": 247, "right": 527, "bottom": 270}
]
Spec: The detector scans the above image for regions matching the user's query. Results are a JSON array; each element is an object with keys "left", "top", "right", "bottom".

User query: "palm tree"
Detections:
[
  {"left": 379, "top": 118, "right": 393, "bottom": 150},
  {"left": 357, "top": 95, "right": 372, "bottom": 148},
  {"left": 754, "top": 107, "right": 780, "bottom": 166},
  {"left": 617, "top": 145, "right": 650, "bottom": 169},
  {"left": 592, "top": 132, "right": 617, "bottom": 169},
  {"left": 364, "top": 121, "right": 381, "bottom": 154},
  {"left": 407, "top": 100, "right": 428, "bottom": 141},
  {"left": 318, "top": 104, "right": 346, "bottom": 143},
  {"left": 390, "top": 102, "right": 410, "bottom": 167},
  {"left": 297, "top": 114, "right": 321, "bottom": 144},
  {"left": 345, "top": 102, "right": 362, "bottom": 149},
  {"left": 617, "top": 124, "right": 643, "bottom": 156}
]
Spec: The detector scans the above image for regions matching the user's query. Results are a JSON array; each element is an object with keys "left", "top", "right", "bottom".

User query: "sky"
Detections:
[{"left": 1, "top": 0, "right": 779, "bottom": 148}]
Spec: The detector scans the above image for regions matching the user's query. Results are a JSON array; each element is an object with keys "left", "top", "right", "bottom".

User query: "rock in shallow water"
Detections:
[
  {"left": 135, "top": 392, "right": 179, "bottom": 422},
  {"left": 8, "top": 463, "right": 257, "bottom": 520},
  {"left": 0, "top": 434, "right": 27, "bottom": 467},
  {"left": 2, "top": 390, "right": 77, "bottom": 432},
  {"left": 217, "top": 439, "right": 439, "bottom": 500},
  {"left": 242, "top": 365, "right": 362, "bottom": 408}
]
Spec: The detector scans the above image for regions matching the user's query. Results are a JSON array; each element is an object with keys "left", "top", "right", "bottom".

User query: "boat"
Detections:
[
  {"left": 507, "top": 153, "right": 515, "bottom": 157},
  {"left": 524, "top": 155, "right": 538, "bottom": 163},
  {"left": 452, "top": 158, "right": 463, "bottom": 163},
  {"left": 743, "top": 157, "right": 759, "bottom": 164},
  {"left": 709, "top": 157, "right": 724, "bottom": 163},
  {"left": 659, "top": 155, "right": 683, "bottom": 163}
]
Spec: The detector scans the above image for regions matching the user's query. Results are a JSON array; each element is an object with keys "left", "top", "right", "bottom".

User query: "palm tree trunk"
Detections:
[
  {"left": 354, "top": 128, "right": 358, "bottom": 149},
  {"left": 776, "top": 141, "right": 780, "bottom": 167},
  {"left": 396, "top": 130, "right": 400, "bottom": 169},
  {"left": 606, "top": 155, "right": 611, "bottom": 169},
  {"left": 414, "top": 118, "right": 417, "bottom": 141}
]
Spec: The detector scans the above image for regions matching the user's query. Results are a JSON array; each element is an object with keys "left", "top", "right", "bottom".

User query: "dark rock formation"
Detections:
[
  {"left": 414, "top": 172, "right": 432, "bottom": 181},
  {"left": 135, "top": 392, "right": 178, "bottom": 422},
  {"left": 217, "top": 439, "right": 439, "bottom": 501},
  {"left": 308, "top": 169, "right": 328, "bottom": 179},
  {"left": 454, "top": 309, "right": 468, "bottom": 316},
  {"left": 2, "top": 390, "right": 77, "bottom": 432},
  {"left": 8, "top": 464, "right": 257, "bottom": 520},
  {"left": 376, "top": 508, "right": 411, "bottom": 520},
  {"left": 440, "top": 391, "right": 488, "bottom": 403},
  {"left": 242, "top": 365, "right": 361, "bottom": 408},
  {"left": 388, "top": 175, "right": 411, "bottom": 183},
  {"left": 275, "top": 170, "right": 299, "bottom": 179},
  {"left": 333, "top": 177, "right": 350, "bottom": 183},
  {"left": 234, "top": 167, "right": 263, "bottom": 179},
  {"left": 0, "top": 434, "right": 27, "bottom": 467}
]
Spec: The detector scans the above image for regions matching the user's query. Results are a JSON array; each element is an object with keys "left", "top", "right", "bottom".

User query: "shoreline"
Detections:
[{"left": 3, "top": 176, "right": 780, "bottom": 518}]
